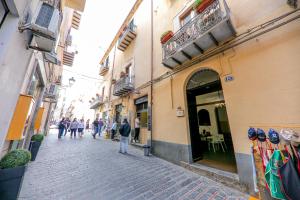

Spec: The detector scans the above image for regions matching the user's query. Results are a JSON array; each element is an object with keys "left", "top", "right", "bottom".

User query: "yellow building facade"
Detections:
[{"left": 99, "top": 0, "right": 300, "bottom": 195}]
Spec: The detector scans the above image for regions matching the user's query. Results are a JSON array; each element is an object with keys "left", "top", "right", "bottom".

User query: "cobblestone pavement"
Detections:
[{"left": 19, "top": 130, "right": 249, "bottom": 200}]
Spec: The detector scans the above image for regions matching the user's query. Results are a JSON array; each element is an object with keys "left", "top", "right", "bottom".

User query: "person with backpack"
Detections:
[{"left": 119, "top": 119, "right": 131, "bottom": 154}]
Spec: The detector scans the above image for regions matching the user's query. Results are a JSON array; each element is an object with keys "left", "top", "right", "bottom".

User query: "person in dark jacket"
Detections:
[
  {"left": 64, "top": 118, "right": 70, "bottom": 136},
  {"left": 119, "top": 119, "right": 131, "bottom": 154},
  {"left": 58, "top": 117, "right": 66, "bottom": 139},
  {"left": 92, "top": 117, "right": 99, "bottom": 139}
]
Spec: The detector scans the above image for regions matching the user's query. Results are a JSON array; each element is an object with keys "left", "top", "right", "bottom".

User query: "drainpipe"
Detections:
[
  {"left": 108, "top": 45, "right": 117, "bottom": 120},
  {"left": 150, "top": 0, "right": 154, "bottom": 149}
]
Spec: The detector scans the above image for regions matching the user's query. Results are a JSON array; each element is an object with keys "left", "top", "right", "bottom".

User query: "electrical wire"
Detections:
[{"left": 62, "top": 68, "right": 104, "bottom": 82}]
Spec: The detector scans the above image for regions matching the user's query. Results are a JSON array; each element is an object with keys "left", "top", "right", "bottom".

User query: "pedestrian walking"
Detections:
[
  {"left": 78, "top": 119, "right": 85, "bottom": 137},
  {"left": 119, "top": 119, "right": 131, "bottom": 154},
  {"left": 86, "top": 119, "right": 90, "bottom": 131},
  {"left": 64, "top": 118, "right": 71, "bottom": 136},
  {"left": 70, "top": 118, "right": 79, "bottom": 138},
  {"left": 58, "top": 117, "right": 65, "bottom": 139},
  {"left": 92, "top": 117, "right": 99, "bottom": 139},
  {"left": 134, "top": 116, "right": 140, "bottom": 143},
  {"left": 98, "top": 118, "right": 104, "bottom": 136}
]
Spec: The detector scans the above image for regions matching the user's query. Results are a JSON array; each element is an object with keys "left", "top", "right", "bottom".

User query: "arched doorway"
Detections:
[{"left": 186, "top": 69, "right": 237, "bottom": 173}]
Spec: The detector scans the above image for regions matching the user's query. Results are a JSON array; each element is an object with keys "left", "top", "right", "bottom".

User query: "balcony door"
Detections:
[{"left": 186, "top": 69, "right": 237, "bottom": 173}]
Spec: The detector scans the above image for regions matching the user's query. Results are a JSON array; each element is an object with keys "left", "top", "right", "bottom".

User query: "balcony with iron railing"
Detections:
[
  {"left": 113, "top": 76, "right": 134, "bottom": 96},
  {"left": 162, "top": 0, "right": 235, "bottom": 69},
  {"left": 90, "top": 96, "right": 104, "bottom": 109},
  {"left": 117, "top": 20, "right": 137, "bottom": 52},
  {"left": 99, "top": 65, "right": 109, "bottom": 76}
]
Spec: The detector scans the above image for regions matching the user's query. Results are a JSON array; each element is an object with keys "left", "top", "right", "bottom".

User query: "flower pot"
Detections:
[
  {"left": 0, "top": 166, "right": 26, "bottom": 200},
  {"left": 29, "top": 141, "right": 41, "bottom": 161},
  {"left": 195, "top": 0, "right": 215, "bottom": 13},
  {"left": 160, "top": 31, "right": 174, "bottom": 44}
]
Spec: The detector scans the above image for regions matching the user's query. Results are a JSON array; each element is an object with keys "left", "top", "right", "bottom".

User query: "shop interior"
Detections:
[{"left": 186, "top": 69, "right": 237, "bottom": 173}]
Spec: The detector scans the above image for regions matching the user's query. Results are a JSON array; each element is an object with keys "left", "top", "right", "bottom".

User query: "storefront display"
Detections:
[{"left": 248, "top": 127, "right": 300, "bottom": 199}]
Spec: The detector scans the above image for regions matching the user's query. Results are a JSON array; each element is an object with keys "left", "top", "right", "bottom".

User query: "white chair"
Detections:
[
  {"left": 207, "top": 135, "right": 226, "bottom": 153},
  {"left": 216, "top": 134, "right": 227, "bottom": 150}
]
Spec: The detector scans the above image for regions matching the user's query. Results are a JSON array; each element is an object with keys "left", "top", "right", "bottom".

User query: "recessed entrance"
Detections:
[{"left": 186, "top": 69, "right": 237, "bottom": 173}]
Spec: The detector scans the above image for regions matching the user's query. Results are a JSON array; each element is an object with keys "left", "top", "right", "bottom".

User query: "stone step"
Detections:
[{"left": 180, "top": 161, "right": 249, "bottom": 194}]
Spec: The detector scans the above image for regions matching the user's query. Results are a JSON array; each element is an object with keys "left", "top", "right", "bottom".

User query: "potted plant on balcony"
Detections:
[
  {"left": 160, "top": 30, "right": 174, "bottom": 44},
  {"left": 0, "top": 149, "right": 31, "bottom": 200},
  {"left": 193, "top": 0, "right": 215, "bottom": 13},
  {"left": 29, "top": 133, "right": 44, "bottom": 161}
]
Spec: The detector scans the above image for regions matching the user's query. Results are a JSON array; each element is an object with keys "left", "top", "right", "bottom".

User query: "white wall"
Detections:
[{"left": 0, "top": 0, "right": 40, "bottom": 151}]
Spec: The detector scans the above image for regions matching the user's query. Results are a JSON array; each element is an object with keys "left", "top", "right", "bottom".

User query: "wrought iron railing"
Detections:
[
  {"left": 100, "top": 64, "right": 109, "bottom": 72},
  {"left": 118, "top": 20, "right": 137, "bottom": 44},
  {"left": 162, "top": 0, "right": 229, "bottom": 60},
  {"left": 113, "top": 76, "right": 134, "bottom": 95},
  {"left": 90, "top": 96, "right": 103, "bottom": 109}
]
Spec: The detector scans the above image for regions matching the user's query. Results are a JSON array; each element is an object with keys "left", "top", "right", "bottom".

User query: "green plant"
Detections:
[
  {"left": 193, "top": 0, "right": 203, "bottom": 9},
  {"left": 31, "top": 134, "right": 44, "bottom": 142},
  {"left": 0, "top": 149, "right": 31, "bottom": 169}
]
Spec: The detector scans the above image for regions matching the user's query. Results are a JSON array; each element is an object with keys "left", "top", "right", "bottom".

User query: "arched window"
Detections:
[{"left": 198, "top": 109, "right": 211, "bottom": 126}]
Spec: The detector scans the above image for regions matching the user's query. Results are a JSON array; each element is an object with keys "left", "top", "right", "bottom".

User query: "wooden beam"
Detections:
[
  {"left": 193, "top": 42, "right": 204, "bottom": 54},
  {"left": 181, "top": 50, "right": 192, "bottom": 60},
  {"left": 171, "top": 57, "right": 182, "bottom": 65},
  {"left": 208, "top": 32, "right": 219, "bottom": 46},
  {"left": 162, "top": 62, "right": 173, "bottom": 69}
]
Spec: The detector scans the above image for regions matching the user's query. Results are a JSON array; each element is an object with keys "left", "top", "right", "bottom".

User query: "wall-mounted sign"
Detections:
[
  {"left": 176, "top": 107, "right": 184, "bottom": 117},
  {"left": 225, "top": 75, "right": 234, "bottom": 82}
]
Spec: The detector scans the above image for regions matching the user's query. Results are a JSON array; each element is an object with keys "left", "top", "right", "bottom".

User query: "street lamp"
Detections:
[{"left": 68, "top": 77, "right": 76, "bottom": 87}]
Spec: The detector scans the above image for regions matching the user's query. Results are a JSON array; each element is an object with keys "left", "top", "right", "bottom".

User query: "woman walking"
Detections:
[
  {"left": 70, "top": 118, "right": 79, "bottom": 138},
  {"left": 78, "top": 119, "right": 85, "bottom": 137}
]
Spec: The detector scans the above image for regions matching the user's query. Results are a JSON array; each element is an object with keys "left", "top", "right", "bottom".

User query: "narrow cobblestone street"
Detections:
[{"left": 19, "top": 130, "right": 248, "bottom": 200}]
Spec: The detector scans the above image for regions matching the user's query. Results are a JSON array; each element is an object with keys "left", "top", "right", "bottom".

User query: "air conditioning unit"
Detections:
[{"left": 29, "top": 1, "right": 61, "bottom": 52}]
